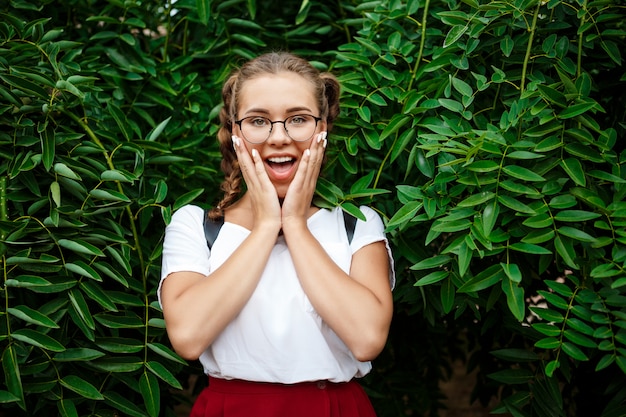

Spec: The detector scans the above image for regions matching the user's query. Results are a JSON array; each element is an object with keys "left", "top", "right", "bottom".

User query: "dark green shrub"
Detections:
[
  {"left": 2, "top": 0, "right": 625, "bottom": 416},
  {"left": 329, "top": 0, "right": 626, "bottom": 415}
]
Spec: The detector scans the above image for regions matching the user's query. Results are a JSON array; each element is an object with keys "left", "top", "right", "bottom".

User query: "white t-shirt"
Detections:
[{"left": 159, "top": 204, "right": 395, "bottom": 383}]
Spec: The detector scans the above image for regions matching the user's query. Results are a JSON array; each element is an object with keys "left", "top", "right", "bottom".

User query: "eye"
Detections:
[
  {"left": 287, "top": 115, "right": 311, "bottom": 126},
  {"left": 244, "top": 117, "right": 270, "bottom": 128}
]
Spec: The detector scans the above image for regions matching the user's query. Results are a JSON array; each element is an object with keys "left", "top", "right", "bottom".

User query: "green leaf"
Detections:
[
  {"left": 146, "top": 116, "right": 171, "bottom": 141},
  {"left": 12, "top": 329, "right": 65, "bottom": 352},
  {"left": 529, "top": 306, "right": 564, "bottom": 323},
  {"left": 458, "top": 191, "right": 495, "bottom": 207},
  {"left": 68, "top": 288, "right": 95, "bottom": 329},
  {"left": 482, "top": 200, "right": 499, "bottom": 236},
  {"left": 535, "top": 337, "right": 560, "bottom": 349},
  {"left": 173, "top": 188, "right": 205, "bottom": 210},
  {"left": 554, "top": 210, "right": 601, "bottom": 222},
  {"left": 560, "top": 158, "right": 586, "bottom": 186},
  {"left": 557, "top": 226, "right": 596, "bottom": 242},
  {"left": 545, "top": 280, "right": 574, "bottom": 298},
  {"left": 554, "top": 236, "right": 579, "bottom": 269},
  {"left": 2, "top": 346, "right": 24, "bottom": 407},
  {"left": 502, "top": 165, "right": 546, "bottom": 182},
  {"left": 340, "top": 202, "right": 367, "bottom": 221},
  {"left": 89, "top": 189, "right": 131, "bottom": 203},
  {"left": 58, "top": 239, "right": 105, "bottom": 257},
  {"left": 147, "top": 343, "right": 186, "bottom": 365},
  {"left": 414, "top": 270, "right": 449, "bottom": 286},
  {"left": 379, "top": 114, "right": 411, "bottom": 142},
  {"left": 458, "top": 264, "right": 504, "bottom": 293},
  {"left": 411, "top": 255, "right": 452, "bottom": 270},
  {"left": 441, "top": 278, "right": 455, "bottom": 314},
  {"left": 54, "top": 163, "right": 81, "bottom": 180},
  {"left": 533, "top": 323, "right": 561, "bottom": 337},
  {"left": 387, "top": 201, "right": 422, "bottom": 228},
  {"left": 538, "top": 290, "right": 569, "bottom": 310},
  {"left": 41, "top": 126, "right": 55, "bottom": 171},
  {"left": 0, "top": 390, "right": 20, "bottom": 404},
  {"left": 146, "top": 361, "right": 183, "bottom": 389},
  {"left": 488, "top": 369, "right": 534, "bottom": 384},
  {"left": 431, "top": 219, "right": 472, "bottom": 233},
  {"left": 57, "top": 399, "right": 79, "bottom": 417},
  {"left": 60, "top": 375, "right": 104, "bottom": 400},
  {"left": 444, "top": 24, "right": 468, "bottom": 48},
  {"left": 97, "top": 337, "right": 143, "bottom": 354},
  {"left": 563, "top": 329, "right": 596, "bottom": 348},
  {"left": 90, "top": 356, "right": 143, "bottom": 373},
  {"left": 491, "top": 348, "right": 540, "bottom": 362},
  {"left": 561, "top": 341, "right": 589, "bottom": 361},
  {"left": 502, "top": 277, "right": 525, "bottom": 321},
  {"left": 196, "top": 0, "right": 211, "bottom": 26},
  {"left": 558, "top": 101, "right": 598, "bottom": 119},
  {"left": 140, "top": 371, "right": 160, "bottom": 417},
  {"left": 500, "top": 263, "right": 522, "bottom": 283},
  {"left": 545, "top": 359, "right": 560, "bottom": 377},
  {"left": 54, "top": 348, "right": 105, "bottom": 362},
  {"left": 498, "top": 195, "right": 535, "bottom": 214},
  {"left": 7, "top": 305, "right": 59, "bottom": 328},
  {"left": 596, "top": 354, "right": 615, "bottom": 371},
  {"left": 65, "top": 261, "right": 102, "bottom": 281},
  {"left": 509, "top": 242, "right": 552, "bottom": 255},
  {"left": 108, "top": 103, "right": 132, "bottom": 141}
]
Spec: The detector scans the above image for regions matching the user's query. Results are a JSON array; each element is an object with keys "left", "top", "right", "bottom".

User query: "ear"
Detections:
[{"left": 320, "top": 119, "right": 328, "bottom": 133}]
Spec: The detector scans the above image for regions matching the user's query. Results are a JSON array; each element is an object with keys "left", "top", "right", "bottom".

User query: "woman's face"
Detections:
[{"left": 234, "top": 71, "right": 327, "bottom": 198}]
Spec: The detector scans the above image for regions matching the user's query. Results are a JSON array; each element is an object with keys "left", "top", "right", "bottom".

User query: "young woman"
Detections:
[{"left": 159, "top": 52, "right": 395, "bottom": 417}]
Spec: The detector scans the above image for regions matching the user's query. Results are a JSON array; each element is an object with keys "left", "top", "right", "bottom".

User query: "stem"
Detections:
[
  {"left": 577, "top": 1, "right": 587, "bottom": 79},
  {"left": 0, "top": 176, "right": 6, "bottom": 235},
  {"left": 408, "top": 0, "right": 430, "bottom": 92},
  {"left": 520, "top": 1, "right": 541, "bottom": 94}
]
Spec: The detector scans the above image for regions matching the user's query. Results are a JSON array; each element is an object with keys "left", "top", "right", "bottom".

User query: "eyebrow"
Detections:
[{"left": 242, "top": 106, "right": 315, "bottom": 116}]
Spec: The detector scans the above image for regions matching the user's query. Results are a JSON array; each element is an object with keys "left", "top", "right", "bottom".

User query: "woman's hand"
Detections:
[
  {"left": 232, "top": 135, "right": 282, "bottom": 233},
  {"left": 281, "top": 131, "right": 327, "bottom": 229}
]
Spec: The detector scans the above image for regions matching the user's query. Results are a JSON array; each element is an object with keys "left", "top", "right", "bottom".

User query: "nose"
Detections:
[{"left": 267, "top": 121, "right": 291, "bottom": 144}]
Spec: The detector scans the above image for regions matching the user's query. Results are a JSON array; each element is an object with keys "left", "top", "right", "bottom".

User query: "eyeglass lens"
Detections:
[{"left": 240, "top": 115, "right": 318, "bottom": 143}]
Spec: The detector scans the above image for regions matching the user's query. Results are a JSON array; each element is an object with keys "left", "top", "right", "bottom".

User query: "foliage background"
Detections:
[{"left": 1, "top": 0, "right": 625, "bottom": 416}]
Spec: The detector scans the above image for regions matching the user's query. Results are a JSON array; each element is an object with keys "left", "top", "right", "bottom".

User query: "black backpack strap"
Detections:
[
  {"left": 203, "top": 210, "right": 224, "bottom": 249},
  {"left": 342, "top": 210, "right": 358, "bottom": 245},
  {"left": 204, "top": 208, "right": 356, "bottom": 248}
]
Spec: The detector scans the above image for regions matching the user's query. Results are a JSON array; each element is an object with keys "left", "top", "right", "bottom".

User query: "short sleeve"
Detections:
[
  {"left": 158, "top": 205, "right": 211, "bottom": 305},
  {"left": 350, "top": 206, "right": 396, "bottom": 289}
]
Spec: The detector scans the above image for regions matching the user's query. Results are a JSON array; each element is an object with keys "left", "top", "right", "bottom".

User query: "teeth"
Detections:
[{"left": 267, "top": 156, "right": 294, "bottom": 163}]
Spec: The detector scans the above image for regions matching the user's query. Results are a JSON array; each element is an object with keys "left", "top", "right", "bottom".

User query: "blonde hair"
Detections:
[{"left": 208, "top": 52, "right": 341, "bottom": 220}]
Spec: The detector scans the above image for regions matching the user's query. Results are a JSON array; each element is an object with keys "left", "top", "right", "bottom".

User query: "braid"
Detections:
[{"left": 208, "top": 74, "right": 242, "bottom": 220}]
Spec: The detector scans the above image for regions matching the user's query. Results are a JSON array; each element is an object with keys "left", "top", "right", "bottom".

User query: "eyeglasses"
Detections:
[{"left": 234, "top": 114, "right": 322, "bottom": 144}]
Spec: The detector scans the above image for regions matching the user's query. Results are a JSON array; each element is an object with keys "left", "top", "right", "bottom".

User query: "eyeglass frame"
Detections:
[{"left": 233, "top": 114, "right": 323, "bottom": 144}]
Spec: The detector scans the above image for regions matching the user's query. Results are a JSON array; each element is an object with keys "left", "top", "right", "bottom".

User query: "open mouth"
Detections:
[{"left": 266, "top": 156, "right": 296, "bottom": 175}]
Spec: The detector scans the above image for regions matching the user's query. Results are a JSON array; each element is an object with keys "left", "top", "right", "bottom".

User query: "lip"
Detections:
[{"left": 263, "top": 153, "right": 299, "bottom": 182}]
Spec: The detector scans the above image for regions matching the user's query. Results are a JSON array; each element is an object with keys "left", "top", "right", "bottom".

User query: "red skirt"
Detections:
[{"left": 189, "top": 377, "right": 377, "bottom": 417}]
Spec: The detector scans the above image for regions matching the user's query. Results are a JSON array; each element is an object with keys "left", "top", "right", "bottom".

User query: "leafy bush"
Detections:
[
  {"left": 1, "top": 0, "right": 625, "bottom": 416},
  {"left": 329, "top": 0, "right": 626, "bottom": 415}
]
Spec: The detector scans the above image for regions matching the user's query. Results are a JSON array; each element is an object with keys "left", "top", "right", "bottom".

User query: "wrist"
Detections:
[{"left": 281, "top": 216, "right": 309, "bottom": 237}]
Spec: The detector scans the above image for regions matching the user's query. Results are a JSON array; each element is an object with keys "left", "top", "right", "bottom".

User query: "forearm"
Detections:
[
  {"left": 161, "top": 224, "right": 278, "bottom": 359},
  {"left": 283, "top": 221, "right": 393, "bottom": 361}
]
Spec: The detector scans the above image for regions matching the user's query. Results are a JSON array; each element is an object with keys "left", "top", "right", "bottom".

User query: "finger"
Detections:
[{"left": 233, "top": 135, "right": 261, "bottom": 188}]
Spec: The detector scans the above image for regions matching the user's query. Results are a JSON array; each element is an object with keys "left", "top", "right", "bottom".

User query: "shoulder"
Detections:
[{"left": 170, "top": 205, "right": 205, "bottom": 225}]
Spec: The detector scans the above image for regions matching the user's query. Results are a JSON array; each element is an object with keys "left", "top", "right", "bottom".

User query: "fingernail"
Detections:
[
  {"left": 252, "top": 149, "right": 258, "bottom": 158},
  {"left": 232, "top": 135, "right": 239, "bottom": 149},
  {"left": 316, "top": 133, "right": 323, "bottom": 143},
  {"left": 322, "top": 138, "right": 327, "bottom": 148},
  {"left": 305, "top": 149, "right": 311, "bottom": 157}
]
